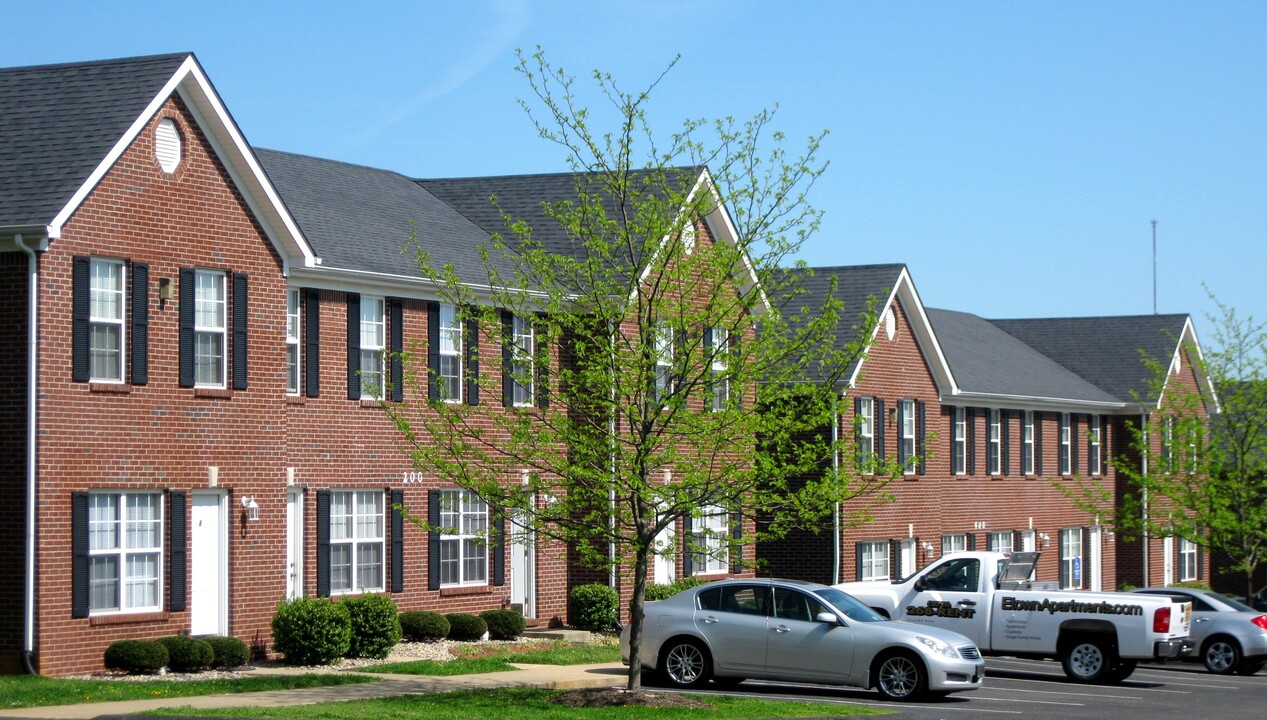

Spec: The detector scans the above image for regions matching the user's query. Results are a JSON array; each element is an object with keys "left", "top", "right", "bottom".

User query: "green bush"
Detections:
[
  {"left": 480, "top": 609, "right": 526, "bottom": 640},
  {"left": 569, "top": 583, "right": 619, "bottom": 632},
  {"left": 202, "top": 635, "right": 251, "bottom": 668},
  {"left": 272, "top": 597, "right": 351, "bottom": 665},
  {"left": 104, "top": 639, "right": 168, "bottom": 674},
  {"left": 400, "top": 610, "right": 450, "bottom": 642},
  {"left": 342, "top": 594, "right": 402, "bottom": 659},
  {"left": 445, "top": 613, "right": 488, "bottom": 641},
  {"left": 645, "top": 576, "right": 710, "bottom": 602},
  {"left": 155, "top": 635, "right": 214, "bottom": 673}
]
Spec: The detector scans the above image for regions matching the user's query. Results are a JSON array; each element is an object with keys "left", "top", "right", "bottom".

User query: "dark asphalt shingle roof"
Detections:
[
  {"left": 256, "top": 149, "right": 507, "bottom": 283},
  {"left": 988, "top": 314, "right": 1190, "bottom": 404},
  {"left": 0, "top": 53, "right": 189, "bottom": 228},
  {"left": 927, "top": 308, "right": 1119, "bottom": 403}
]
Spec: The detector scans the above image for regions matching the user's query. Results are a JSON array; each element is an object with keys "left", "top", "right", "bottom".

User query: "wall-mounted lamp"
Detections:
[
  {"left": 158, "top": 277, "right": 173, "bottom": 301},
  {"left": 240, "top": 496, "right": 260, "bottom": 522},
  {"left": 888, "top": 407, "right": 898, "bottom": 426},
  {"left": 1038, "top": 532, "right": 1050, "bottom": 548},
  {"left": 921, "top": 541, "right": 935, "bottom": 557}
]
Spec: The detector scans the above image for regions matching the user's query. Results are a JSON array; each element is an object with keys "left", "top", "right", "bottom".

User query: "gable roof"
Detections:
[{"left": 0, "top": 53, "right": 189, "bottom": 230}]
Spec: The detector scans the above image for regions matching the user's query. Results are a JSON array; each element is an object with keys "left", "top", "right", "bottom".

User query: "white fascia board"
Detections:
[
  {"left": 47, "top": 56, "right": 318, "bottom": 271},
  {"left": 1157, "top": 315, "right": 1221, "bottom": 414},
  {"left": 944, "top": 392, "right": 1127, "bottom": 413},
  {"left": 289, "top": 265, "right": 563, "bottom": 307}
]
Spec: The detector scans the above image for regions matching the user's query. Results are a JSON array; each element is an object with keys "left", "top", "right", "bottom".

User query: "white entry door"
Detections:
[
  {"left": 1163, "top": 536, "right": 1175, "bottom": 586},
  {"left": 286, "top": 489, "right": 304, "bottom": 599},
  {"left": 510, "top": 507, "right": 535, "bottom": 618},
  {"left": 191, "top": 492, "right": 227, "bottom": 636}
]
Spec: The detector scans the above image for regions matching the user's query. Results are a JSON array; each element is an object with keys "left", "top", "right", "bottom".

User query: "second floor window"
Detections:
[
  {"left": 512, "top": 315, "right": 535, "bottom": 406},
  {"left": 988, "top": 409, "right": 1002, "bottom": 475},
  {"left": 952, "top": 407, "right": 966, "bottom": 475},
  {"left": 439, "top": 304, "right": 463, "bottom": 402},
  {"left": 194, "top": 269, "right": 226, "bottom": 387},
  {"left": 899, "top": 399, "right": 916, "bottom": 474},
  {"left": 1022, "top": 410, "right": 1035, "bottom": 475},
  {"left": 360, "top": 297, "right": 385, "bottom": 400},
  {"left": 709, "top": 328, "right": 729, "bottom": 412},
  {"left": 1089, "top": 415, "right": 1102, "bottom": 475},
  {"left": 286, "top": 289, "right": 300, "bottom": 395},
  {"left": 1059, "top": 412, "right": 1072, "bottom": 475},
  {"left": 857, "top": 397, "right": 874, "bottom": 469},
  {"left": 89, "top": 258, "right": 126, "bottom": 382},
  {"left": 653, "top": 324, "right": 673, "bottom": 402},
  {"left": 1161, "top": 416, "right": 1177, "bottom": 473}
]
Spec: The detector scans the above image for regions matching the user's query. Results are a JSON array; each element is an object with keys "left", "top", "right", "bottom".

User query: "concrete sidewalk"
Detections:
[{"left": 0, "top": 662, "right": 629, "bottom": 719}]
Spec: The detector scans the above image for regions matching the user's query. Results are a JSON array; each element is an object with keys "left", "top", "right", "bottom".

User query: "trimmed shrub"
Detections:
[
  {"left": 569, "top": 583, "right": 619, "bottom": 632},
  {"left": 202, "top": 635, "right": 251, "bottom": 668},
  {"left": 156, "top": 635, "right": 214, "bottom": 673},
  {"left": 445, "top": 613, "right": 488, "bottom": 641},
  {"left": 272, "top": 597, "right": 351, "bottom": 665},
  {"left": 400, "top": 610, "right": 450, "bottom": 642},
  {"left": 342, "top": 594, "right": 402, "bottom": 659},
  {"left": 104, "top": 639, "right": 168, "bottom": 675},
  {"left": 645, "top": 576, "right": 710, "bottom": 602},
  {"left": 480, "top": 609, "right": 526, "bottom": 640}
]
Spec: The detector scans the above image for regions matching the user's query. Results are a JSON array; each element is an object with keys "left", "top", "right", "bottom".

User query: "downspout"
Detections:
[
  {"left": 608, "top": 325, "right": 617, "bottom": 588},
  {"left": 1140, "top": 412, "right": 1150, "bottom": 588},
  {"left": 18, "top": 235, "right": 41, "bottom": 674},
  {"left": 832, "top": 405, "right": 841, "bottom": 585}
]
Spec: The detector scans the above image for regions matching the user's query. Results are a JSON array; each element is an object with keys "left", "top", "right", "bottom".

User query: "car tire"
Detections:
[
  {"left": 874, "top": 650, "right": 928, "bottom": 701},
  {"left": 660, "top": 638, "right": 712, "bottom": 689},
  {"left": 1235, "top": 660, "right": 1264, "bottom": 676},
  {"left": 1060, "top": 636, "right": 1116, "bottom": 683},
  {"left": 1202, "top": 636, "right": 1242, "bottom": 674}
]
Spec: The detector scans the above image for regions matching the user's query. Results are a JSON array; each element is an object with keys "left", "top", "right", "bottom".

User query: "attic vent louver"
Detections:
[
  {"left": 884, "top": 307, "right": 896, "bottom": 340},
  {"left": 155, "top": 118, "right": 182, "bottom": 173}
]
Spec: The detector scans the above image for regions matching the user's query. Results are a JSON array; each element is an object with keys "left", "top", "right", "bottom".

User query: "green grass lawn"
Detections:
[
  {"left": 357, "top": 639, "right": 621, "bottom": 675},
  {"left": 150, "top": 687, "right": 892, "bottom": 719},
  {"left": 0, "top": 673, "right": 379, "bottom": 710},
  {"left": 354, "top": 657, "right": 517, "bottom": 676}
]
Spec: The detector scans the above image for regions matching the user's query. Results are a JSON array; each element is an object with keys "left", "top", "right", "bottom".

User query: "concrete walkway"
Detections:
[{"left": 0, "top": 662, "right": 630, "bottom": 719}]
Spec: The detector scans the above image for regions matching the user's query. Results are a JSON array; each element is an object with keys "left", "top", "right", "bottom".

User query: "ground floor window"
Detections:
[
  {"left": 858, "top": 540, "right": 890, "bottom": 581},
  {"left": 1059, "top": 527, "right": 1083, "bottom": 589},
  {"left": 330, "top": 490, "right": 384, "bottom": 593},
  {"left": 942, "top": 533, "right": 968, "bottom": 555},
  {"left": 438, "top": 489, "right": 488, "bottom": 586},
  {"left": 988, "top": 530, "right": 1014, "bottom": 553},
  {"left": 1178, "top": 538, "right": 1198, "bottom": 582},
  {"left": 89, "top": 492, "right": 163, "bottom": 613},
  {"left": 689, "top": 505, "right": 730, "bottom": 575}
]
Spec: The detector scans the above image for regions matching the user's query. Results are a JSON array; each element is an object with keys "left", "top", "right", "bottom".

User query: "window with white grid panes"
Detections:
[
  {"left": 329, "top": 490, "right": 384, "bottom": 593},
  {"left": 953, "top": 407, "right": 966, "bottom": 475},
  {"left": 900, "top": 399, "right": 916, "bottom": 475},
  {"left": 1089, "top": 415, "right": 1102, "bottom": 475},
  {"left": 654, "top": 324, "right": 673, "bottom": 402},
  {"left": 286, "top": 289, "right": 300, "bottom": 394},
  {"left": 1178, "top": 538, "right": 1198, "bottom": 581},
  {"left": 1059, "top": 527, "right": 1082, "bottom": 589},
  {"left": 988, "top": 530, "right": 1014, "bottom": 552},
  {"left": 859, "top": 540, "right": 890, "bottom": 581},
  {"left": 438, "top": 490, "right": 488, "bottom": 586},
  {"left": 194, "top": 269, "right": 226, "bottom": 387},
  {"left": 1022, "top": 411, "right": 1035, "bottom": 474},
  {"left": 709, "top": 328, "right": 729, "bottom": 411},
  {"left": 942, "top": 533, "right": 967, "bottom": 554},
  {"left": 88, "top": 492, "right": 162, "bottom": 613},
  {"left": 857, "top": 397, "right": 874, "bottom": 469},
  {"left": 360, "top": 297, "right": 385, "bottom": 400},
  {"left": 512, "top": 314, "right": 534, "bottom": 406},
  {"left": 438, "top": 304, "right": 463, "bottom": 402},
  {"left": 690, "top": 505, "right": 730, "bottom": 575},
  {"left": 988, "top": 409, "right": 1001, "bottom": 475},
  {"left": 89, "top": 258, "right": 126, "bottom": 382},
  {"left": 1059, "top": 413, "right": 1072, "bottom": 475}
]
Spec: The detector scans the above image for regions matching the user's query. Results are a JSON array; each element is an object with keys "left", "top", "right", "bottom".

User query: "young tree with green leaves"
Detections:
[{"left": 383, "top": 49, "right": 900, "bottom": 690}]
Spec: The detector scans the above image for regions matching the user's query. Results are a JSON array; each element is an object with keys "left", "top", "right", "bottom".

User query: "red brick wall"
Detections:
[{"left": 0, "top": 253, "right": 29, "bottom": 673}]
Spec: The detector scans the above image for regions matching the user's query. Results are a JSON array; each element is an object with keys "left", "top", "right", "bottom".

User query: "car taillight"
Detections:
[
  {"left": 1153, "top": 606, "right": 1172, "bottom": 633},
  {"left": 1252, "top": 615, "right": 1267, "bottom": 631}
]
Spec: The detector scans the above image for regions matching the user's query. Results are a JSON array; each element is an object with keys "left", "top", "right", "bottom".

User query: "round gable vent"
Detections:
[
  {"left": 155, "top": 118, "right": 182, "bottom": 173},
  {"left": 884, "top": 307, "right": 896, "bottom": 340}
]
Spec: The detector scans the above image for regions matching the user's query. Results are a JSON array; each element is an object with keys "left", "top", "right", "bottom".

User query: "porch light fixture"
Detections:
[{"left": 240, "top": 496, "right": 260, "bottom": 522}]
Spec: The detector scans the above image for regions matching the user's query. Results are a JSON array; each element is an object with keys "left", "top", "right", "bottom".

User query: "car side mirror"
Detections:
[
  {"left": 914, "top": 577, "right": 927, "bottom": 592},
  {"left": 815, "top": 612, "right": 840, "bottom": 625}
]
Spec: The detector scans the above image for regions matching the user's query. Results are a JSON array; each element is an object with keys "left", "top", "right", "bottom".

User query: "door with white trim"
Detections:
[
  {"left": 286, "top": 489, "right": 304, "bottom": 599},
  {"left": 1163, "top": 536, "right": 1175, "bottom": 586},
  {"left": 510, "top": 506, "right": 535, "bottom": 618},
  {"left": 191, "top": 492, "right": 227, "bottom": 636}
]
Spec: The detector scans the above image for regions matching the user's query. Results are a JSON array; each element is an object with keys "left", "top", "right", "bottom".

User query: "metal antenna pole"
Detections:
[{"left": 1151, "top": 220, "right": 1157, "bottom": 315}]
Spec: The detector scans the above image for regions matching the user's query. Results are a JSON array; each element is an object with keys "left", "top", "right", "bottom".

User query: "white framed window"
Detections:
[
  {"left": 690, "top": 505, "right": 730, "bottom": 575},
  {"left": 512, "top": 314, "right": 535, "bottom": 406},
  {"left": 988, "top": 530, "right": 1014, "bottom": 553},
  {"left": 988, "top": 409, "right": 1002, "bottom": 475},
  {"left": 952, "top": 407, "right": 966, "bottom": 475},
  {"left": 1178, "top": 538, "right": 1198, "bottom": 581},
  {"left": 438, "top": 489, "right": 488, "bottom": 586},
  {"left": 1186, "top": 424, "right": 1200, "bottom": 474},
  {"left": 900, "top": 399, "right": 916, "bottom": 475},
  {"left": 942, "top": 533, "right": 968, "bottom": 555},
  {"left": 89, "top": 258, "right": 126, "bottom": 382},
  {"left": 1089, "top": 415, "right": 1102, "bottom": 476},
  {"left": 1059, "top": 527, "right": 1083, "bottom": 589},
  {"left": 1059, "top": 412, "right": 1072, "bottom": 476},
  {"left": 857, "top": 397, "right": 874, "bottom": 469},
  {"left": 286, "top": 289, "right": 300, "bottom": 395},
  {"left": 360, "top": 297, "right": 385, "bottom": 400},
  {"left": 654, "top": 323, "right": 673, "bottom": 402},
  {"left": 1022, "top": 411, "right": 1035, "bottom": 475},
  {"left": 438, "top": 304, "right": 463, "bottom": 402},
  {"left": 709, "top": 327, "right": 729, "bottom": 412},
  {"left": 88, "top": 492, "right": 162, "bottom": 613},
  {"left": 329, "top": 490, "right": 384, "bottom": 593},
  {"left": 859, "top": 540, "right": 890, "bottom": 581},
  {"left": 194, "top": 269, "right": 226, "bottom": 387}
]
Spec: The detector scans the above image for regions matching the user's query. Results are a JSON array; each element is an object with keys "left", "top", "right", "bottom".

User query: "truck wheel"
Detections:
[
  {"left": 1202, "top": 636, "right": 1242, "bottom": 674},
  {"left": 1060, "top": 636, "right": 1115, "bottom": 683},
  {"left": 1235, "top": 660, "right": 1264, "bottom": 676},
  {"left": 660, "top": 638, "right": 712, "bottom": 689},
  {"left": 874, "top": 650, "right": 928, "bottom": 701},
  {"left": 1108, "top": 658, "right": 1137, "bottom": 682}
]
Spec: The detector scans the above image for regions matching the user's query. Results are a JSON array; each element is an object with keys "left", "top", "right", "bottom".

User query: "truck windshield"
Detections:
[{"left": 814, "top": 588, "right": 887, "bottom": 623}]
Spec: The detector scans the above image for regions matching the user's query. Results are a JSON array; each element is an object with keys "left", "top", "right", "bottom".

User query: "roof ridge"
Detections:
[
  {"left": 989, "top": 313, "right": 1189, "bottom": 323},
  {"left": 0, "top": 52, "right": 191, "bottom": 75},
  {"left": 417, "top": 165, "right": 703, "bottom": 183}
]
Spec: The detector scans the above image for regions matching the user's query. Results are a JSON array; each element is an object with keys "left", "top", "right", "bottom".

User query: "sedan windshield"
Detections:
[{"left": 813, "top": 587, "right": 887, "bottom": 623}]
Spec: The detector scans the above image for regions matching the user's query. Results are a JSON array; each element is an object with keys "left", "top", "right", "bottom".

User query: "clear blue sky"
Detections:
[{"left": 4, "top": 1, "right": 1264, "bottom": 350}]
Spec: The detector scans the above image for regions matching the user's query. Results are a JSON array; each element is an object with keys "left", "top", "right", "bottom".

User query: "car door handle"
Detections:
[
  {"left": 701, "top": 616, "right": 719, "bottom": 624},
  {"left": 958, "top": 600, "right": 977, "bottom": 607},
  {"left": 774, "top": 625, "right": 791, "bottom": 633},
  {"left": 1194, "top": 617, "right": 1210, "bottom": 623}
]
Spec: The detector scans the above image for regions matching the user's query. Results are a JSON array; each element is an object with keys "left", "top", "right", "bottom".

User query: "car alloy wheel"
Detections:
[
  {"left": 1203, "top": 638, "right": 1241, "bottom": 674},
  {"left": 662, "top": 639, "right": 710, "bottom": 689},
  {"left": 875, "top": 651, "right": 925, "bottom": 701}
]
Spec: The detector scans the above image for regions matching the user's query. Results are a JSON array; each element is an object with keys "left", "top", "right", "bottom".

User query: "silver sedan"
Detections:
[
  {"left": 620, "top": 577, "right": 984, "bottom": 701},
  {"left": 1132, "top": 588, "right": 1267, "bottom": 674}
]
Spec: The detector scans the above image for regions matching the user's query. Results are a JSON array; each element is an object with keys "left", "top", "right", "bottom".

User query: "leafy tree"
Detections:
[{"left": 384, "top": 48, "right": 899, "bottom": 690}]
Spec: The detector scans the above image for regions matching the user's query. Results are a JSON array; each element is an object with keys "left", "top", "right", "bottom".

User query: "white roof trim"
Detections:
[
  {"left": 1156, "top": 315, "right": 1220, "bottom": 414},
  {"left": 46, "top": 55, "right": 318, "bottom": 271},
  {"left": 846, "top": 266, "right": 958, "bottom": 395}
]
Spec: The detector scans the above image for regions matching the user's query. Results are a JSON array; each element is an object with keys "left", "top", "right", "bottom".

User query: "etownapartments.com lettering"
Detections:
[{"left": 1000, "top": 596, "right": 1143, "bottom": 616}]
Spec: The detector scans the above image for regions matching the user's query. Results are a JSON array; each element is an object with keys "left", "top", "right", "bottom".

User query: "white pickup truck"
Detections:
[{"left": 835, "top": 551, "right": 1193, "bottom": 683}]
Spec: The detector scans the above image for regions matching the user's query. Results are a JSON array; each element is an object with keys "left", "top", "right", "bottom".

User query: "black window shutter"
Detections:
[
  {"left": 72, "top": 256, "right": 91, "bottom": 382},
  {"left": 730, "top": 510, "right": 743, "bottom": 573},
  {"left": 967, "top": 408, "right": 977, "bottom": 475},
  {"left": 729, "top": 331, "right": 742, "bottom": 410},
  {"left": 428, "top": 490, "right": 442, "bottom": 590},
  {"left": 854, "top": 397, "right": 865, "bottom": 471},
  {"left": 465, "top": 318, "right": 480, "bottom": 406},
  {"left": 896, "top": 401, "right": 908, "bottom": 468},
  {"left": 427, "top": 302, "right": 440, "bottom": 401},
  {"left": 890, "top": 539, "right": 901, "bottom": 579},
  {"left": 682, "top": 514, "right": 694, "bottom": 576},
  {"left": 390, "top": 490, "right": 404, "bottom": 592},
  {"left": 316, "top": 490, "right": 331, "bottom": 597},
  {"left": 71, "top": 492, "right": 90, "bottom": 618},
  {"left": 231, "top": 273, "right": 248, "bottom": 390},
  {"left": 346, "top": 293, "right": 361, "bottom": 400},
  {"left": 855, "top": 542, "right": 864, "bottom": 581},
  {"left": 1002, "top": 410, "right": 1011, "bottom": 475},
  {"left": 1013, "top": 529, "right": 1023, "bottom": 551},
  {"left": 390, "top": 299, "right": 404, "bottom": 402},
  {"left": 951, "top": 409, "right": 962, "bottom": 473},
  {"left": 492, "top": 513, "right": 506, "bottom": 586},
  {"left": 917, "top": 400, "right": 927, "bottom": 474},
  {"left": 1071, "top": 415, "right": 1080, "bottom": 473},
  {"left": 1087, "top": 415, "right": 1096, "bottom": 474},
  {"left": 875, "top": 399, "right": 886, "bottom": 459},
  {"left": 966, "top": 533, "right": 977, "bottom": 550},
  {"left": 1197, "top": 544, "right": 1205, "bottom": 580},
  {"left": 536, "top": 313, "right": 550, "bottom": 408},
  {"left": 703, "top": 329, "right": 715, "bottom": 406},
  {"left": 130, "top": 262, "right": 149, "bottom": 385},
  {"left": 501, "top": 310, "right": 514, "bottom": 407},
  {"left": 178, "top": 268, "right": 195, "bottom": 387},
  {"left": 1034, "top": 412, "right": 1044, "bottom": 474},
  {"left": 169, "top": 491, "right": 187, "bottom": 612},
  {"left": 304, "top": 289, "right": 321, "bottom": 397}
]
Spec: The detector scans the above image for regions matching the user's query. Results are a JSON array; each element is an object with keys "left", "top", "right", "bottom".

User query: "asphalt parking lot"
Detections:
[{"left": 668, "top": 656, "right": 1267, "bottom": 720}]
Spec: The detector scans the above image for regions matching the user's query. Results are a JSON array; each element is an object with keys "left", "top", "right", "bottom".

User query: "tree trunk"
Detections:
[{"left": 626, "top": 541, "right": 652, "bottom": 690}]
